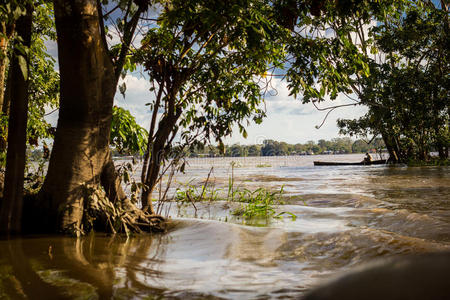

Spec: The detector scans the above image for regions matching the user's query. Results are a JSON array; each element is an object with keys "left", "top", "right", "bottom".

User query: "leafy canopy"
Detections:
[{"left": 135, "top": 0, "right": 287, "bottom": 151}]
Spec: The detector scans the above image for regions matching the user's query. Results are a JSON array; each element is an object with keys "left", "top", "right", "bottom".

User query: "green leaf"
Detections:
[{"left": 119, "top": 82, "right": 126, "bottom": 98}]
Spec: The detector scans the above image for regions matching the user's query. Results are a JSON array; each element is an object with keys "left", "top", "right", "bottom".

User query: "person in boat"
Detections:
[{"left": 363, "top": 152, "right": 373, "bottom": 163}]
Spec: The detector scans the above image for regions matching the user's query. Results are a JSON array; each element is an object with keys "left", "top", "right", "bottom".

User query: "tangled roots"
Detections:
[{"left": 81, "top": 184, "right": 166, "bottom": 235}]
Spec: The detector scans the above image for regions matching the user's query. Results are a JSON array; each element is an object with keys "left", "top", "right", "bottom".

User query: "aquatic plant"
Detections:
[
  {"left": 232, "top": 186, "right": 296, "bottom": 221},
  {"left": 407, "top": 158, "right": 449, "bottom": 167},
  {"left": 173, "top": 164, "right": 297, "bottom": 222},
  {"left": 228, "top": 161, "right": 236, "bottom": 201},
  {"left": 175, "top": 182, "right": 219, "bottom": 203},
  {"left": 256, "top": 163, "right": 272, "bottom": 168},
  {"left": 175, "top": 167, "right": 217, "bottom": 203}
]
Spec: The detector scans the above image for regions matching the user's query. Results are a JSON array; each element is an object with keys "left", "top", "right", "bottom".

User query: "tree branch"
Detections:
[
  {"left": 312, "top": 101, "right": 359, "bottom": 112},
  {"left": 104, "top": 4, "right": 120, "bottom": 18},
  {"left": 141, "top": 79, "right": 165, "bottom": 183},
  {"left": 114, "top": 3, "right": 147, "bottom": 82},
  {"left": 97, "top": 0, "right": 109, "bottom": 53}
]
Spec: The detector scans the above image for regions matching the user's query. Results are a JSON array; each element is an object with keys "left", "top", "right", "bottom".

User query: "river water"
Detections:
[{"left": 1, "top": 154, "right": 449, "bottom": 299}]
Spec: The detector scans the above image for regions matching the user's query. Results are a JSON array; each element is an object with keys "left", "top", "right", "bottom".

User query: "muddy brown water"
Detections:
[{"left": 1, "top": 154, "right": 449, "bottom": 299}]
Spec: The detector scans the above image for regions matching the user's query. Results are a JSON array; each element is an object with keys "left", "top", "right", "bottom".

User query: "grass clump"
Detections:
[
  {"left": 231, "top": 186, "right": 296, "bottom": 221},
  {"left": 175, "top": 181, "right": 219, "bottom": 202},
  {"left": 407, "top": 158, "right": 449, "bottom": 167},
  {"left": 256, "top": 163, "right": 272, "bottom": 168}
]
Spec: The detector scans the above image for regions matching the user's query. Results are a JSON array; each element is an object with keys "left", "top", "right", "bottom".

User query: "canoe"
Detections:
[{"left": 314, "top": 159, "right": 387, "bottom": 166}]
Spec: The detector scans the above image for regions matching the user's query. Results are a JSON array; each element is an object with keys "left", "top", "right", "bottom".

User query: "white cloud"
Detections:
[
  {"left": 44, "top": 38, "right": 58, "bottom": 60},
  {"left": 117, "top": 74, "right": 152, "bottom": 103},
  {"left": 44, "top": 106, "right": 59, "bottom": 127},
  {"left": 224, "top": 104, "right": 367, "bottom": 145},
  {"left": 115, "top": 74, "right": 155, "bottom": 129},
  {"left": 264, "top": 77, "right": 316, "bottom": 116}
]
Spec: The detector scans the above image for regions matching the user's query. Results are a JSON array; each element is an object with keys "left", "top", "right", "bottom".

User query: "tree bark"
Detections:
[
  {"left": 101, "top": 153, "right": 127, "bottom": 205},
  {"left": 38, "top": 0, "right": 116, "bottom": 233},
  {"left": 0, "top": 34, "right": 9, "bottom": 111},
  {"left": 141, "top": 138, "right": 166, "bottom": 214},
  {"left": 380, "top": 129, "right": 399, "bottom": 163},
  {"left": 0, "top": 6, "right": 32, "bottom": 235},
  {"left": 141, "top": 111, "right": 181, "bottom": 213},
  {"left": 1, "top": 68, "right": 12, "bottom": 115},
  {"left": 0, "top": 21, "right": 15, "bottom": 112}
]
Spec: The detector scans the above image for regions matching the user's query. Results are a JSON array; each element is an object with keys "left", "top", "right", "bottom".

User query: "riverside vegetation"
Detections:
[
  {"left": 0, "top": 1, "right": 448, "bottom": 298},
  {"left": 0, "top": 0, "right": 447, "bottom": 236}
]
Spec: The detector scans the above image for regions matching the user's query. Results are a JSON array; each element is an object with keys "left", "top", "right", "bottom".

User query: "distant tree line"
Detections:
[{"left": 188, "top": 138, "right": 385, "bottom": 157}]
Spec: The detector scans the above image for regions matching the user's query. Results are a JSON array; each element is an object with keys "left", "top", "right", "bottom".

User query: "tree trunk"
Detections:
[
  {"left": 37, "top": 0, "right": 163, "bottom": 235},
  {"left": 141, "top": 143, "right": 164, "bottom": 214},
  {"left": 0, "top": 58, "right": 13, "bottom": 198},
  {"left": 141, "top": 112, "right": 180, "bottom": 213},
  {"left": 38, "top": 0, "right": 116, "bottom": 234},
  {"left": 101, "top": 153, "right": 127, "bottom": 205},
  {"left": 0, "top": 61, "right": 13, "bottom": 162},
  {"left": 0, "top": 7, "right": 32, "bottom": 235},
  {"left": 380, "top": 129, "right": 398, "bottom": 163}
]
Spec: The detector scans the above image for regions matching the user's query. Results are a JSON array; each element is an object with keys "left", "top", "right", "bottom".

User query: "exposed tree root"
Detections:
[
  {"left": 22, "top": 184, "right": 166, "bottom": 236},
  {"left": 80, "top": 184, "right": 166, "bottom": 236}
]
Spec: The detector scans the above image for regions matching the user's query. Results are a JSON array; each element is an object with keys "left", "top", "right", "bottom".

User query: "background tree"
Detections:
[
  {"left": 338, "top": 1, "right": 449, "bottom": 161},
  {"left": 25, "top": 3, "right": 59, "bottom": 151},
  {"left": 283, "top": 0, "right": 413, "bottom": 161},
  {"left": 0, "top": 2, "right": 58, "bottom": 165},
  {"left": 261, "top": 139, "right": 289, "bottom": 156},
  {"left": 0, "top": 1, "right": 59, "bottom": 235},
  {"left": 0, "top": 2, "right": 33, "bottom": 234},
  {"left": 248, "top": 144, "right": 261, "bottom": 156},
  {"left": 281, "top": 0, "right": 447, "bottom": 162},
  {"left": 227, "top": 144, "right": 243, "bottom": 157},
  {"left": 0, "top": 1, "right": 25, "bottom": 111}
]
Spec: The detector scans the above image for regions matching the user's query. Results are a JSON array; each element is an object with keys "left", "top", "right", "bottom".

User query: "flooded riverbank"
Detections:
[{"left": 1, "top": 155, "right": 449, "bottom": 299}]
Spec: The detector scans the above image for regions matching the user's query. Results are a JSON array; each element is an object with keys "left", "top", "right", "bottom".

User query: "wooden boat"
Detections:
[{"left": 313, "top": 159, "right": 387, "bottom": 166}]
